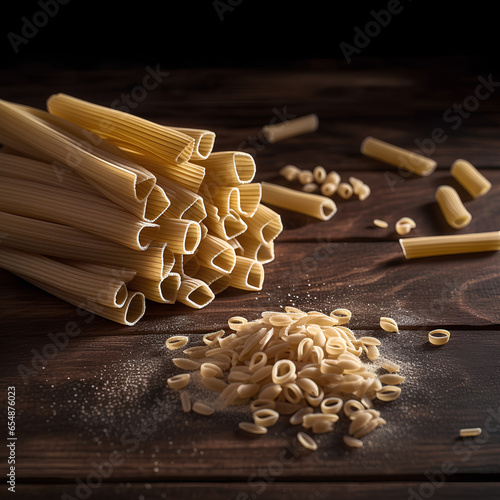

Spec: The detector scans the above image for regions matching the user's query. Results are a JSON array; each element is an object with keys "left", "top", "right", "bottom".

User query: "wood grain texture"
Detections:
[
  {"left": 10, "top": 482, "right": 500, "bottom": 500},
  {"left": 1, "top": 330, "right": 499, "bottom": 481},
  {"left": 0, "top": 57, "right": 499, "bottom": 494}
]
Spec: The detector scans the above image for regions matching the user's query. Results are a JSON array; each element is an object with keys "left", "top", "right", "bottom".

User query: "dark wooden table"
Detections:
[{"left": 1, "top": 56, "right": 499, "bottom": 499}]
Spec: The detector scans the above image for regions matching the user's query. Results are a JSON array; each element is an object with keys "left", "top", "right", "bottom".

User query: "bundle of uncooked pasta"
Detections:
[
  {"left": 0, "top": 94, "right": 283, "bottom": 325},
  {"left": 165, "top": 307, "right": 405, "bottom": 450}
]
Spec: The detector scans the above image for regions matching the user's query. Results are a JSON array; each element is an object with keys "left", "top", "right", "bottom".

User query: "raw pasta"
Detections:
[
  {"left": 261, "top": 182, "right": 337, "bottom": 221},
  {"left": 435, "top": 185, "right": 471, "bottom": 229},
  {"left": 361, "top": 136, "right": 437, "bottom": 176},
  {"left": 399, "top": 231, "right": 500, "bottom": 259},
  {"left": 0, "top": 96, "right": 283, "bottom": 324},
  {"left": 166, "top": 306, "right": 404, "bottom": 448},
  {"left": 261, "top": 114, "right": 319, "bottom": 143},
  {"left": 451, "top": 159, "right": 491, "bottom": 198}
]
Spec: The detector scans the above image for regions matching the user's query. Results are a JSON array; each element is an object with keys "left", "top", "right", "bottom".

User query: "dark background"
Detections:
[{"left": 1, "top": 0, "right": 498, "bottom": 70}]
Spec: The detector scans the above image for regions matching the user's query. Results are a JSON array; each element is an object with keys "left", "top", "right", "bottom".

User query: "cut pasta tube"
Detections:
[
  {"left": 261, "top": 182, "right": 336, "bottom": 221},
  {"left": 361, "top": 136, "right": 437, "bottom": 176}
]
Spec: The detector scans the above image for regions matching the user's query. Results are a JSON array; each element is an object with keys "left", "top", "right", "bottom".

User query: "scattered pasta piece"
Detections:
[
  {"left": 343, "top": 435, "right": 363, "bottom": 448},
  {"left": 337, "top": 182, "right": 353, "bottom": 199},
  {"left": 395, "top": 217, "right": 416, "bottom": 236},
  {"left": 261, "top": 114, "right": 319, "bottom": 143},
  {"left": 252, "top": 408, "right": 280, "bottom": 427},
  {"left": 167, "top": 373, "right": 190, "bottom": 390},
  {"left": 459, "top": 427, "right": 482, "bottom": 437},
  {"left": 380, "top": 317, "right": 399, "bottom": 333},
  {"left": 378, "top": 374, "right": 405, "bottom": 385},
  {"left": 297, "top": 431, "right": 318, "bottom": 451},
  {"left": 298, "top": 170, "right": 314, "bottom": 185},
  {"left": 261, "top": 182, "right": 337, "bottom": 221},
  {"left": 324, "top": 171, "right": 340, "bottom": 187},
  {"left": 428, "top": 329, "right": 451, "bottom": 346},
  {"left": 451, "top": 159, "right": 491, "bottom": 199},
  {"left": 192, "top": 401, "right": 215, "bottom": 416},
  {"left": 239, "top": 422, "right": 268, "bottom": 435},
  {"left": 165, "top": 335, "right": 188, "bottom": 350},
  {"left": 373, "top": 219, "right": 389, "bottom": 228},
  {"left": 320, "top": 182, "right": 337, "bottom": 197},
  {"left": 361, "top": 136, "right": 437, "bottom": 176},
  {"left": 302, "top": 182, "right": 318, "bottom": 193},
  {"left": 313, "top": 166, "right": 327, "bottom": 184},
  {"left": 279, "top": 164, "right": 301, "bottom": 182},
  {"left": 399, "top": 231, "right": 500, "bottom": 259},
  {"left": 435, "top": 185, "right": 471, "bottom": 229},
  {"left": 180, "top": 392, "right": 191, "bottom": 413}
]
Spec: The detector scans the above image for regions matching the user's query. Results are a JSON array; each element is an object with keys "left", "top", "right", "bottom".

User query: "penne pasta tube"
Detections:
[
  {"left": 237, "top": 233, "right": 275, "bottom": 264},
  {"left": 229, "top": 256, "right": 265, "bottom": 291},
  {"left": 451, "top": 159, "right": 492, "bottom": 198},
  {"left": 23, "top": 276, "right": 146, "bottom": 326},
  {"left": 129, "top": 273, "right": 181, "bottom": 304},
  {"left": 203, "top": 203, "right": 247, "bottom": 240},
  {"left": 155, "top": 217, "right": 201, "bottom": 254},
  {"left": 193, "top": 265, "right": 231, "bottom": 295},
  {"left": 240, "top": 203, "right": 283, "bottom": 244},
  {"left": 260, "top": 182, "right": 336, "bottom": 221},
  {"left": 261, "top": 114, "right": 319, "bottom": 143},
  {"left": 115, "top": 146, "right": 206, "bottom": 193},
  {"left": 0, "top": 99, "right": 156, "bottom": 203},
  {"left": 226, "top": 237, "right": 244, "bottom": 256},
  {"left": 0, "top": 212, "right": 174, "bottom": 280},
  {"left": 236, "top": 183, "right": 262, "bottom": 217},
  {"left": 171, "top": 127, "right": 215, "bottom": 160},
  {"left": 196, "top": 234, "right": 236, "bottom": 274},
  {"left": 0, "top": 176, "right": 159, "bottom": 251},
  {"left": 176, "top": 276, "right": 215, "bottom": 309},
  {"left": 361, "top": 136, "right": 437, "bottom": 176},
  {"left": 198, "top": 151, "right": 256, "bottom": 186},
  {"left": 435, "top": 185, "right": 472, "bottom": 229},
  {"left": 0, "top": 246, "right": 128, "bottom": 308},
  {"left": 156, "top": 173, "right": 207, "bottom": 222},
  {"left": 399, "top": 231, "right": 500, "bottom": 259},
  {"left": 0, "top": 152, "right": 170, "bottom": 223},
  {"left": 47, "top": 93, "right": 195, "bottom": 164}
]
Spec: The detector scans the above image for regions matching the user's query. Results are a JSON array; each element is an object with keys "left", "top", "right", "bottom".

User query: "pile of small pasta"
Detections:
[
  {"left": 0, "top": 94, "right": 283, "bottom": 325},
  {"left": 166, "top": 307, "right": 404, "bottom": 450}
]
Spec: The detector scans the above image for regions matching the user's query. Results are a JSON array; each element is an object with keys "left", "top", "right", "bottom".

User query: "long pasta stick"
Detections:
[
  {"left": 260, "top": 182, "right": 336, "bottom": 221},
  {"left": 400, "top": 231, "right": 500, "bottom": 259},
  {"left": 0, "top": 246, "right": 128, "bottom": 308},
  {"left": 0, "top": 177, "right": 159, "bottom": 251},
  {"left": 0, "top": 99, "right": 155, "bottom": 203},
  {"left": 0, "top": 152, "right": 170, "bottom": 222},
  {"left": 23, "top": 276, "right": 146, "bottom": 326},
  {"left": 361, "top": 136, "right": 437, "bottom": 176},
  {"left": 0, "top": 211, "right": 174, "bottom": 280},
  {"left": 47, "top": 93, "right": 195, "bottom": 164}
]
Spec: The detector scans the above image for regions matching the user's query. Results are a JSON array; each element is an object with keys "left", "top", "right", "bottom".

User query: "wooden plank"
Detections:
[
  {"left": 1, "top": 235, "right": 498, "bottom": 337},
  {"left": 2, "top": 330, "right": 499, "bottom": 481},
  {"left": 11, "top": 482, "right": 500, "bottom": 500}
]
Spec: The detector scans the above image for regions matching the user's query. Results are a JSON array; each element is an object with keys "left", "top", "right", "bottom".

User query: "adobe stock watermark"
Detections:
[
  {"left": 7, "top": 0, "right": 71, "bottom": 54},
  {"left": 384, "top": 73, "right": 500, "bottom": 191},
  {"left": 339, "top": 0, "right": 409, "bottom": 63},
  {"left": 213, "top": 0, "right": 244, "bottom": 22},
  {"left": 407, "top": 407, "right": 500, "bottom": 500}
]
